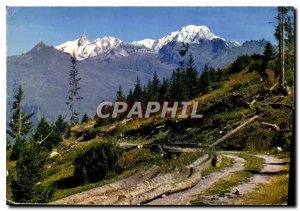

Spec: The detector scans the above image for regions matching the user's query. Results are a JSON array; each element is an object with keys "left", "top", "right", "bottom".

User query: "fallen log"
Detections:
[
  {"left": 268, "top": 103, "right": 294, "bottom": 110},
  {"left": 51, "top": 165, "right": 160, "bottom": 205},
  {"left": 209, "top": 115, "right": 259, "bottom": 148},
  {"left": 129, "top": 169, "right": 201, "bottom": 205},
  {"left": 115, "top": 154, "right": 210, "bottom": 205},
  {"left": 187, "top": 154, "right": 210, "bottom": 168},
  {"left": 87, "top": 154, "right": 209, "bottom": 205},
  {"left": 91, "top": 170, "right": 188, "bottom": 205},
  {"left": 129, "top": 157, "right": 212, "bottom": 205},
  {"left": 261, "top": 122, "right": 281, "bottom": 132}
]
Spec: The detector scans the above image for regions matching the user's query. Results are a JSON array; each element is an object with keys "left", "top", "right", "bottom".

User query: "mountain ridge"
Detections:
[
  {"left": 7, "top": 25, "right": 268, "bottom": 125},
  {"left": 54, "top": 25, "right": 236, "bottom": 60}
]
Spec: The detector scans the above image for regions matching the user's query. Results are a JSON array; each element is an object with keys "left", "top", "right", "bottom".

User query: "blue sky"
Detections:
[{"left": 7, "top": 7, "right": 278, "bottom": 56}]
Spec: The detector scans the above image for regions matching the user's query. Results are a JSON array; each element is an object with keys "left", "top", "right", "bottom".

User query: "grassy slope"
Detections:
[{"left": 6, "top": 66, "right": 294, "bottom": 202}]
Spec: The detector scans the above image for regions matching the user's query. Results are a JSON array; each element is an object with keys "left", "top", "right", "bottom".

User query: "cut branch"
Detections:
[
  {"left": 209, "top": 115, "right": 259, "bottom": 148},
  {"left": 270, "top": 82, "right": 278, "bottom": 91}
]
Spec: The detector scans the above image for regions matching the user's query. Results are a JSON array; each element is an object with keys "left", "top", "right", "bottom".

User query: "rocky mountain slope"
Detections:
[{"left": 7, "top": 25, "right": 267, "bottom": 123}]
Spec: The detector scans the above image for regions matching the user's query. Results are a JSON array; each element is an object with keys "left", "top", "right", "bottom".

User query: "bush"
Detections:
[{"left": 74, "top": 142, "right": 124, "bottom": 184}]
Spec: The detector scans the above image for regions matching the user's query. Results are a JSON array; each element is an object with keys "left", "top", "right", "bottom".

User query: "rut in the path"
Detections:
[
  {"left": 147, "top": 154, "right": 246, "bottom": 205},
  {"left": 199, "top": 154, "right": 287, "bottom": 205}
]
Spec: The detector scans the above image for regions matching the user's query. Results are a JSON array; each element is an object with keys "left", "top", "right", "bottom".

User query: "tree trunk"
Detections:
[{"left": 279, "top": 7, "right": 287, "bottom": 94}]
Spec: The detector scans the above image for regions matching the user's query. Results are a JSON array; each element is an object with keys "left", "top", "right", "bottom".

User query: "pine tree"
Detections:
[
  {"left": 169, "top": 68, "right": 188, "bottom": 101},
  {"left": 159, "top": 78, "right": 170, "bottom": 101},
  {"left": 11, "top": 139, "right": 53, "bottom": 203},
  {"left": 133, "top": 77, "right": 143, "bottom": 101},
  {"left": 7, "top": 85, "right": 33, "bottom": 160},
  {"left": 141, "top": 85, "right": 149, "bottom": 103},
  {"left": 55, "top": 114, "right": 68, "bottom": 135},
  {"left": 263, "top": 42, "right": 276, "bottom": 62},
  {"left": 258, "top": 41, "right": 276, "bottom": 77},
  {"left": 199, "top": 65, "right": 211, "bottom": 93},
  {"left": 66, "top": 53, "right": 83, "bottom": 126},
  {"left": 81, "top": 113, "right": 89, "bottom": 124},
  {"left": 116, "top": 85, "right": 126, "bottom": 102},
  {"left": 127, "top": 89, "right": 134, "bottom": 104},
  {"left": 185, "top": 54, "right": 199, "bottom": 99},
  {"left": 34, "top": 117, "right": 61, "bottom": 151},
  {"left": 149, "top": 72, "right": 160, "bottom": 101}
]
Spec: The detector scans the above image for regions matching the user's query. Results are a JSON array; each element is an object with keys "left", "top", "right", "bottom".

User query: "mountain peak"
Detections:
[
  {"left": 148, "top": 25, "right": 223, "bottom": 51},
  {"left": 176, "top": 25, "right": 221, "bottom": 41},
  {"left": 30, "top": 41, "right": 48, "bottom": 52},
  {"left": 132, "top": 39, "right": 156, "bottom": 49},
  {"left": 181, "top": 25, "right": 209, "bottom": 31},
  {"left": 78, "top": 35, "right": 90, "bottom": 46}
]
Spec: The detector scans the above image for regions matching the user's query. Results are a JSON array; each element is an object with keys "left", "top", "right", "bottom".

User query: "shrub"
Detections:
[{"left": 74, "top": 142, "right": 124, "bottom": 183}]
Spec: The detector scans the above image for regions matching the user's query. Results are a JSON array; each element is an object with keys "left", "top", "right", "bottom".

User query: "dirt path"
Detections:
[
  {"left": 200, "top": 154, "right": 287, "bottom": 205},
  {"left": 147, "top": 154, "right": 246, "bottom": 205}
]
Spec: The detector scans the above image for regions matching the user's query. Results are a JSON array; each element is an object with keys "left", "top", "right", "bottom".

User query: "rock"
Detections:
[
  {"left": 233, "top": 189, "right": 240, "bottom": 195},
  {"left": 161, "top": 194, "right": 166, "bottom": 198},
  {"left": 211, "top": 155, "right": 222, "bottom": 168}
]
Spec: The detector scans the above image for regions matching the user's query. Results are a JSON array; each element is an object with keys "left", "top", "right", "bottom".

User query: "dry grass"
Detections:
[
  {"left": 192, "top": 153, "right": 264, "bottom": 204},
  {"left": 242, "top": 168, "right": 289, "bottom": 205}
]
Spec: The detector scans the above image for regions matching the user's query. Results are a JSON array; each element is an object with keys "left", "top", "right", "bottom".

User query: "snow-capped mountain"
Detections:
[
  {"left": 151, "top": 25, "right": 223, "bottom": 50},
  {"left": 55, "top": 25, "right": 228, "bottom": 59},
  {"left": 8, "top": 24, "right": 267, "bottom": 126},
  {"left": 55, "top": 35, "right": 122, "bottom": 60},
  {"left": 132, "top": 39, "right": 156, "bottom": 49}
]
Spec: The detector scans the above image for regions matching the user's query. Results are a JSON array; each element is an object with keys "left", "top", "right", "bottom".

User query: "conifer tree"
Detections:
[
  {"left": 141, "top": 85, "right": 149, "bottom": 103},
  {"left": 199, "top": 65, "right": 211, "bottom": 93},
  {"left": 34, "top": 117, "right": 61, "bottom": 151},
  {"left": 11, "top": 139, "right": 53, "bottom": 203},
  {"left": 81, "top": 114, "right": 89, "bottom": 124},
  {"left": 55, "top": 114, "right": 68, "bottom": 135},
  {"left": 149, "top": 72, "right": 160, "bottom": 101},
  {"left": 159, "top": 78, "right": 170, "bottom": 101},
  {"left": 127, "top": 89, "right": 134, "bottom": 104},
  {"left": 169, "top": 68, "right": 188, "bottom": 101},
  {"left": 133, "top": 77, "right": 143, "bottom": 101},
  {"left": 258, "top": 41, "right": 276, "bottom": 77},
  {"left": 66, "top": 53, "right": 83, "bottom": 126},
  {"left": 185, "top": 54, "right": 199, "bottom": 99},
  {"left": 263, "top": 42, "right": 276, "bottom": 62},
  {"left": 7, "top": 85, "right": 33, "bottom": 160},
  {"left": 116, "top": 85, "right": 126, "bottom": 102}
]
